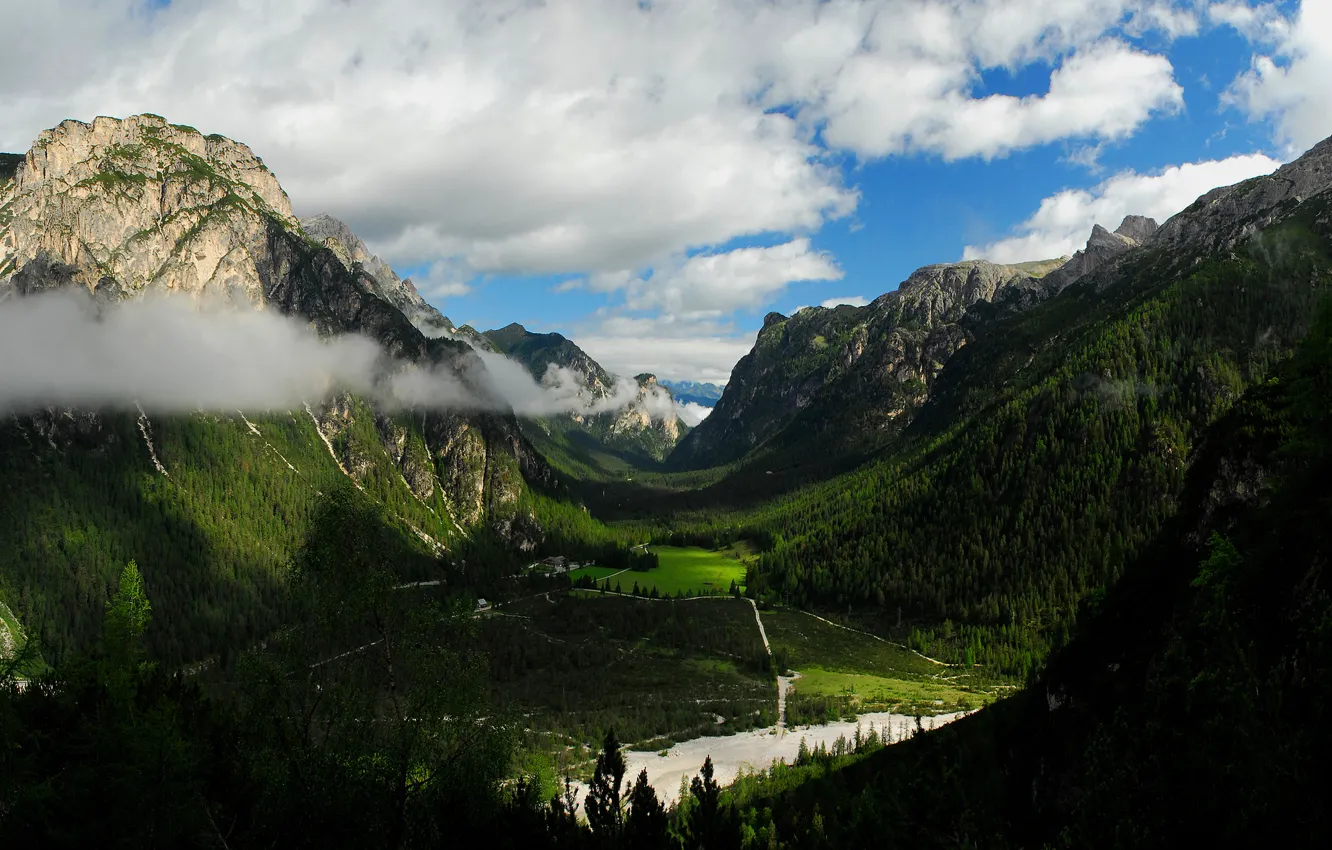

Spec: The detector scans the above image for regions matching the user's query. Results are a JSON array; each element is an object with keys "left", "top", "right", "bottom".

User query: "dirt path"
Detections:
[{"left": 776, "top": 671, "right": 801, "bottom": 734}]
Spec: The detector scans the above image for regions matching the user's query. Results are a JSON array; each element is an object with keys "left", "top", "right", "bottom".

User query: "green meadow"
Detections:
[{"left": 594, "top": 545, "right": 749, "bottom": 597}]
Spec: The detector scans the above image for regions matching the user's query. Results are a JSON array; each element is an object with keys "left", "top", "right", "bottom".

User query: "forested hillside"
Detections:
[
  {"left": 720, "top": 288, "right": 1332, "bottom": 849},
  {"left": 621, "top": 142, "right": 1332, "bottom": 675},
  {"left": 742, "top": 200, "right": 1331, "bottom": 673}
]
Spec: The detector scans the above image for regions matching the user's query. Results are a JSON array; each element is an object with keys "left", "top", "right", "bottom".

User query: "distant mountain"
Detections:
[
  {"left": 482, "top": 323, "right": 687, "bottom": 468},
  {"left": 659, "top": 379, "right": 724, "bottom": 407},
  {"left": 0, "top": 115, "right": 551, "bottom": 665}
]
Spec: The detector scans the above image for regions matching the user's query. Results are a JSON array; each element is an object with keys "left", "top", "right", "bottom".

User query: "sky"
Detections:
[{"left": 0, "top": 1, "right": 1328, "bottom": 386}]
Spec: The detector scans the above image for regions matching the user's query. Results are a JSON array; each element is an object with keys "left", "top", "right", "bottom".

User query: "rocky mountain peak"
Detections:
[
  {"left": 1153, "top": 133, "right": 1332, "bottom": 252},
  {"left": 1115, "top": 214, "right": 1159, "bottom": 243},
  {"left": 0, "top": 113, "right": 305, "bottom": 298},
  {"left": 1039, "top": 214, "right": 1157, "bottom": 295}
]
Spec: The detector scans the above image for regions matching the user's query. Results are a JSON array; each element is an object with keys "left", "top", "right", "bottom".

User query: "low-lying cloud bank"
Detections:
[
  {"left": 0, "top": 291, "right": 679, "bottom": 422},
  {"left": 470, "top": 350, "right": 679, "bottom": 421}
]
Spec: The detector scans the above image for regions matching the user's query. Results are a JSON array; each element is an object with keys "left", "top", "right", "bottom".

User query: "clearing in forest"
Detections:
[{"left": 613, "top": 545, "right": 749, "bottom": 597}]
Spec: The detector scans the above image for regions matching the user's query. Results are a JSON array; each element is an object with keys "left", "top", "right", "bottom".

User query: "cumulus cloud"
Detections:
[
  {"left": 820, "top": 38, "right": 1183, "bottom": 160},
  {"left": 1222, "top": 0, "right": 1332, "bottom": 155},
  {"left": 612, "top": 239, "right": 843, "bottom": 319},
  {"left": 963, "top": 152, "right": 1281, "bottom": 263},
  {"left": 0, "top": 290, "right": 677, "bottom": 420},
  {"left": 0, "top": 0, "right": 1195, "bottom": 282},
  {"left": 820, "top": 296, "right": 869, "bottom": 308},
  {"left": 574, "top": 315, "right": 759, "bottom": 386}
]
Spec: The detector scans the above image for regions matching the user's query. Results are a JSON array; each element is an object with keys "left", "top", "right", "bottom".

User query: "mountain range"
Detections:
[{"left": 4, "top": 111, "right": 1332, "bottom": 847}]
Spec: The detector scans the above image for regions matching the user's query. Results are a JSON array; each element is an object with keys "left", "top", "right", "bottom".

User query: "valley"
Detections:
[{"left": 2, "top": 109, "right": 1331, "bottom": 849}]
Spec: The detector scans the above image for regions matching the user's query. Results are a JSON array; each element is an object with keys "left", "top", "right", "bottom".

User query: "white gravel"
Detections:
[{"left": 579, "top": 710, "right": 971, "bottom": 806}]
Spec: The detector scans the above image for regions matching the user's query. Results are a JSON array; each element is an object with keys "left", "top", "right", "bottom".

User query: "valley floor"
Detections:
[{"left": 586, "top": 709, "right": 971, "bottom": 806}]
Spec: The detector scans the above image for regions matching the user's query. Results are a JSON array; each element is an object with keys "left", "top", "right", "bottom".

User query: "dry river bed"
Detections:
[{"left": 578, "top": 710, "right": 971, "bottom": 806}]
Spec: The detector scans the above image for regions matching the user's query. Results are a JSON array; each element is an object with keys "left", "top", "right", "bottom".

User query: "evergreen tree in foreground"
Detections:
[{"left": 585, "top": 730, "right": 627, "bottom": 839}]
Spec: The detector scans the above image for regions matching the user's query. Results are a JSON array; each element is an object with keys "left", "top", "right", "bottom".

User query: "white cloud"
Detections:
[
  {"left": 676, "top": 402, "right": 713, "bottom": 427},
  {"left": 1222, "top": 1, "right": 1332, "bottom": 155},
  {"left": 412, "top": 259, "right": 472, "bottom": 299},
  {"left": 0, "top": 0, "right": 1195, "bottom": 283},
  {"left": 573, "top": 315, "right": 759, "bottom": 386},
  {"left": 819, "top": 296, "right": 869, "bottom": 308},
  {"left": 820, "top": 38, "right": 1183, "bottom": 161},
  {"left": 963, "top": 152, "right": 1281, "bottom": 263},
  {"left": 617, "top": 239, "right": 842, "bottom": 318}
]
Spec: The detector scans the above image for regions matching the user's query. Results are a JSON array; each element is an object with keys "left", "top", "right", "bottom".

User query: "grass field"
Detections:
[
  {"left": 610, "top": 545, "right": 750, "bottom": 596},
  {"left": 763, "top": 609, "right": 1012, "bottom": 718}
]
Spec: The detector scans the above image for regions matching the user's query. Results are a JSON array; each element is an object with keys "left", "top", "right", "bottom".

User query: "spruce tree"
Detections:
[
  {"left": 585, "top": 729, "right": 627, "bottom": 839},
  {"left": 624, "top": 768, "right": 669, "bottom": 848}
]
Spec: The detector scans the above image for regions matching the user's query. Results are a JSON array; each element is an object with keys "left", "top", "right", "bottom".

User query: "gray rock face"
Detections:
[
  {"left": 1115, "top": 215, "right": 1159, "bottom": 243},
  {"left": 300, "top": 213, "right": 449, "bottom": 327},
  {"left": 0, "top": 114, "right": 296, "bottom": 297},
  {"left": 671, "top": 258, "right": 1057, "bottom": 469},
  {"left": 1153, "top": 137, "right": 1330, "bottom": 253},
  {"left": 1041, "top": 215, "right": 1158, "bottom": 294}
]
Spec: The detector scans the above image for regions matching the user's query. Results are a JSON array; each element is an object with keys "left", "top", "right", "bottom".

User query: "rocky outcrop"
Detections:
[
  {"left": 300, "top": 212, "right": 450, "bottom": 327},
  {"left": 1040, "top": 215, "right": 1159, "bottom": 295},
  {"left": 671, "top": 258, "right": 1056, "bottom": 469},
  {"left": 1153, "top": 137, "right": 1331, "bottom": 254}
]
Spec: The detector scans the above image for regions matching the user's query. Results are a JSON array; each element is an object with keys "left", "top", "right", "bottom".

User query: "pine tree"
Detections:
[
  {"left": 624, "top": 768, "right": 669, "bottom": 848},
  {"left": 585, "top": 729, "right": 627, "bottom": 839}
]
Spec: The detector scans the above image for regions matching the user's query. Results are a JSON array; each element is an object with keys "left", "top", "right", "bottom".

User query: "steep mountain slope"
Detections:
[
  {"left": 483, "top": 322, "right": 687, "bottom": 468},
  {"left": 0, "top": 115, "right": 548, "bottom": 665},
  {"left": 669, "top": 256, "right": 1065, "bottom": 471},
  {"left": 299, "top": 212, "right": 451, "bottom": 328},
  {"left": 736, "top": 136, "right": 1332, "bottom": 671},
  {"left": 729, "top": 300, "right": 1332, "bottom": 848}
]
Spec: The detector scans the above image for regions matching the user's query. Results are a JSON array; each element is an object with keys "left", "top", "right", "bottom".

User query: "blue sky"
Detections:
[{"left": 2, "top": 1, "right": 1327, "bottom": 384}]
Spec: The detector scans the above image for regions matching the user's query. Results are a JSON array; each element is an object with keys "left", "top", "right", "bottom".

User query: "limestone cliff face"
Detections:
[
  {"left": 670, "top": 259, "right": 1056, "bottom": 469},
  {"left": 0, "top": 114, "right": 542, "bottom": 538},
  {"left": 0, "top": 114, "right": 295, "bottom": 296}
]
